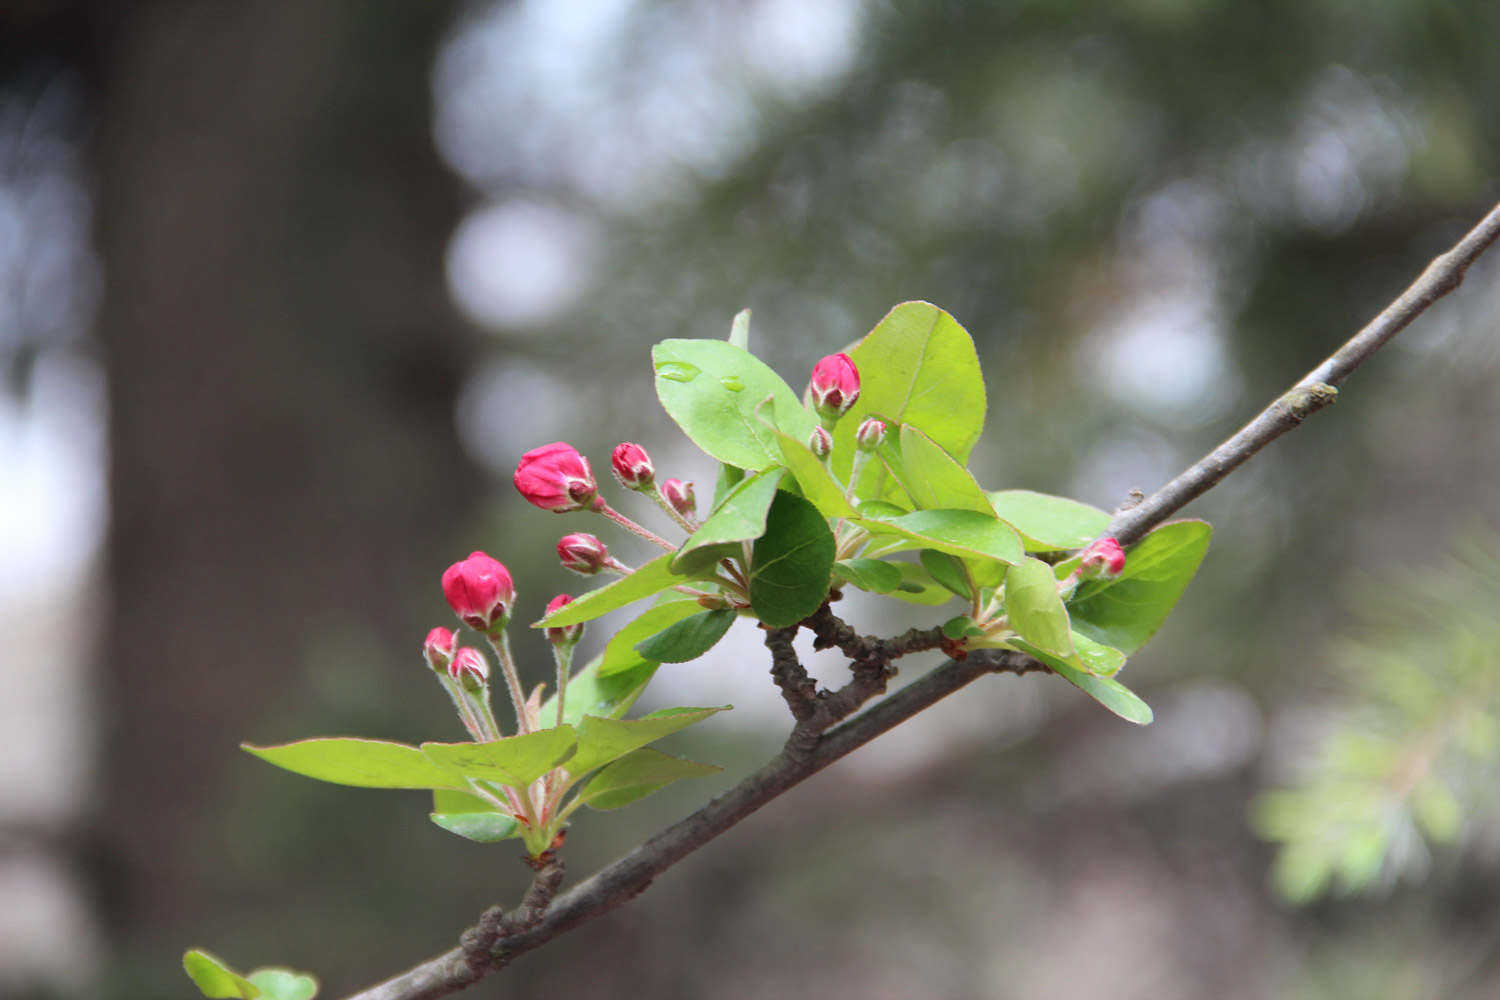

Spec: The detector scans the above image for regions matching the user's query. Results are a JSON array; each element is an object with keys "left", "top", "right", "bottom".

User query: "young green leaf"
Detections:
[
  {"left": 541, "top": 650, "right": 657, "bottom": 724},
  {"left": 892, "top": 425, "right": 994, "bottom": 514},
  {"left": 633, "top": 608, "right": 737, "bottom": 663},
  {"left": 598, "top": 599, "right": 705, "bottom": 678},
  {"left": 758, "top": 400, "right": 858, "bottom": 519},
  {"left": 184, "top": 950, "right": 261, "bottom": 999},
  {"left": 672, "top": 466, "right": 785, "bottom": 573},
  {"left": 577, "top": 748, "right": 723, "bottom": 810},
  {"left": 535, "top": 553, "right": 691, "bottom": 628},
  {"left": 728, "top": 308, "right": 751, "bottom": 350},
  {"left": 243, "top": 738, "right": 466, "bottom": 790},
  {"left": 421, "top": 728, "right": 578, "bottom": 788},
  {"left": 832, "top": 558, "right": 904, "bottom": 594},
  {"left": 653, "top": 339, "right": 817, "bottom": 470},
  {"left": 882, "top": 561, "right": 960, "bottom": 605},
  {"left": 832, "top": 301, "right": 986, "bottom": 488},
  {"left": 988, "top": 489, "right": 1113, "bottom": 551},
  {"left": 1067, "top": 520, "right": 1212, "bottom": 655},
  {"left": 567, "top": 706, "right": 730, "bottom": 777},
  {"left": 748, "top": 490, "right": 838, "bottom": 627},
  {"left": 246, "top": 970, "right": 319, "bottom": 1000},
  {"left": 854, "top": 508, "right": 1024, "bottom": 568},
  {"left": 429, "top": 789, "right": 521, "bottom": 843},
  {"left": 1005, "top": 557, "right": 1074, "bottom": 656},
  {"left": 919, "top": 549, "right": 973, "bottom": 600},
  {"left": 1046, "top": 656, "right": 1154, "bottom": 725}
]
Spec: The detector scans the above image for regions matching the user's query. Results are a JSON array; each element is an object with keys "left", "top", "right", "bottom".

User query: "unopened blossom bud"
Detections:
[
  {"left": 610, "top": 442, "right": 655, "bottom": 491},
  {"left": 855, "top": 417, "right": 887, "bottom": 453},
  {"left": 448, "top": 646, "right": 489, "bottom": 692},
  {"left": 808, "top": 352, "right": 860, "bottom": 422},
  {"left": 423, "top": 627, "right": 456, "bottom": 672},
  {"left": 808, "top": 426, "right": 832, "bottom": 459},
  {"left": 662, "top": 478, "right": 696, "bottom": 519},
  {"left": 544, "top": 594, "right": 584, "bottom": 646},
  {"left": 514, "top": 442, "right": 599, "bottom": 513},
  {"left": 558, "top": 532, "right": 610, "bottom": 575},
  {"left": 442, "top": 551, "right": 516, "bottom": 631},
  {"left": 1078, "top": 537, "right": 1126, "bottom": 579}
]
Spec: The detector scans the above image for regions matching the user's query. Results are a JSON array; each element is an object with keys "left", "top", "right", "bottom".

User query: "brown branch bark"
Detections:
[{"left": 344, "top": 199, "right": 1500, "bottom": 1000}]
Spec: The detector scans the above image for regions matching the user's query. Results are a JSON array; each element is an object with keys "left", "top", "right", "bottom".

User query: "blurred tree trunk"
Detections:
[{"left": 92, "top": 1, "right": 472, "bottom": 934}]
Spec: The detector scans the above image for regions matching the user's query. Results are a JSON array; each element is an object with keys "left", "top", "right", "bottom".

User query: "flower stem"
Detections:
[
  {"left": 597, "top": 502, "right": 677, "bottom": 551},
  {"left": 485, "top": 626, "right": 532, "bottom": 736}
]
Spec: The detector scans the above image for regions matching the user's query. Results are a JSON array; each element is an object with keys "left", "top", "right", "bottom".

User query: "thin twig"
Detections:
[{"left": 344, "top": 200, "right": 1500, "bottom": 1000}]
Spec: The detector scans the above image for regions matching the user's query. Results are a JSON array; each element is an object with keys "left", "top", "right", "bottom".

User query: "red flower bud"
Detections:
[
  {"left": 1079, "top": 537, "right": 1126, "bottom": 579},
  {"left": 808, "top": 353, "right": 860, "bottom": 421},
  {"left": 610, "top": 442, "right": 655, "bottom": 491},
  {"left": 855, "top": 417, "right": 887, "bottom": 453},
  {"left": 808, "top": 425, "right": 832, "bottom": 458},
  {"left": 448, "top": 646, "right": 489, "bottom": 691},
  {"left": 544, "top": 593, "right": 584, "bottom": 646},
  {"left": 661, "top": 478, "right": 696, "bottom": 519},
  {"left": 441, "top": 551, "right": 516, "bottom": 631},
  {"left": 558, "top": 532, "right": 610, "bottom": 575},
  {"left": 514, "top": 442, "right": 598, "bottom": 512},
  {"left": 423, "top": 627, "right": 456, "bottom": 672}
]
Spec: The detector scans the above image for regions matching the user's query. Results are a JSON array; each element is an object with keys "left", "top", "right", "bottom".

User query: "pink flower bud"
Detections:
[
  {"left": 441, "top": 551, "right": 516, "bottom": 631},
  {"left": 808, "top": 425, "right": 832, "bottom": 458},
  {"left": 544, "top": 593, "right": 584, "bottom": 646},
  {"left": 808, "top": 353, "right": 860, "bottom": 421},
  {"left": 855, "top": 417, "right": 887, "bottom": 453},
  {"left": 558, "top": 532, "right": 610, "bottom": 575},
  {"left": 662, "top": 478, "right": 696, "bottom": 519},
  {"left": 423, "top": 627, "right": 455, "bottom": 672},
  {"left": 1079, "top": 537, "right": 1126, "bottom": 579},
  {"left": 514, "top": 442, "right": 599, "bottom": 512},
  {"left": 448, "top": 646, "right": 489, "bottom": 692},
  {"left": 610, "top": 442, "right": 655, "bottom": 491}
]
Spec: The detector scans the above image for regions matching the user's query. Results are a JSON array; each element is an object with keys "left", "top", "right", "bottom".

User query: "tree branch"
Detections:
[
  {"left": 1108, "top": 200, "right": 1500, "bottom": 547},
  {"left": 344, "top": 199, "right": 1500, "bottom": 1000}
]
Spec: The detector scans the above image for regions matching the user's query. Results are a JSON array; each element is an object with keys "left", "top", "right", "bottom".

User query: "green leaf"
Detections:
[
  {"left": 919, "top": 549, "right": 972, "bottom": 600},
  {"left": 832, "top": 558, "right": 903, "bottom": 594},
  {"left": 541, "top": 651, "right": 656, "bottom": 725},
  {"left": 854, "top": 509, "right": 1023, "bottom": 568},
  {"left": 1068, "top": 520, "right": 1212, "bottom": 655},
  {"left": 429, "top": 790, "right": 521, "bottom": 843},
  {"left": 711, "top": 461, "right": 746, "bottom": 511},
  {"left": 243, "top": 738, "right": 466, "bottom": 790},
  {"left": 567, "top": 706, "right": 730, "bottom": 777},
  {"left": 832, "top": 302, "right": 986, "bottom": 492},
  {"left": 184, "top": 950, "right": 261, "bottom": 999},
  {"left": 672, "top": 466, "right": 785, "bottom": 573},
  {"left": 759, "top": 400, "right": 857, "bottom": 519},
  {"left": 943, "top": 615, "right": 984, "bottom": 639},
  {"left": 891, "top": 425, "right": 994, "bottom": 513},
  {"left": 598, "top": 599, "right": 705, "bottom": 678},
  {"left": 578, "top": 748, "right": 723, "bottom": 810},
  {"left": 988, "top": 490, "right": 1113, "bottom": 551},
  {"left": 653, "top": 339, "right": 817, "bottom": 470},
  {"left": 1068, "top": 631, "right": 1127, "bottom": 677},
  {"left": 1006, "top": 557, "right": 1074, "bottom": 656},
  {"left": 1032, "top": 653, "right": 1153, "bottom": 724},
  {"left": 535, "top": 553, "right": 689, "bottom": 628},
  {"left": 748, "top": 490, "right": 838, "bottom": 627},
  {"left": 633, "top": 608, "right": 737, "bottom": 663},
  {"left": 421, "top": 728, "right": 578, "bottom": 788},
  {"left": 246, "top": 970, "right": 319, "bottom": 1000},
  {"left": 883, "top": 561, "right": 959, "bottom": 605},
  {"left": 728, "top": 308, "right": 751, "bottom": 350}
]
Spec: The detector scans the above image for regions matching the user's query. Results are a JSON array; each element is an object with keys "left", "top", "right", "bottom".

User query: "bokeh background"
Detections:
[{"left": 3, "top": 2, "right": 1500, "bottom": 998}]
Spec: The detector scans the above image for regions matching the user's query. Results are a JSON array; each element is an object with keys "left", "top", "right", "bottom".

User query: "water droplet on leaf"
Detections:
[
  {"left": 719, "top": 375, "right": 744, "bottom": 392},
  {"left": 655, "top": 361, "right": 701, "bottom": 383}
]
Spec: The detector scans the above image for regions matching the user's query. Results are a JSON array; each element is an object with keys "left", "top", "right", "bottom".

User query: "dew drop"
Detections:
[
  {"left": 655, "top": 361, "right": 701, "bottom": 383},
  {"left": 719, "top": 375, "right": 745, "bottom": 392}
]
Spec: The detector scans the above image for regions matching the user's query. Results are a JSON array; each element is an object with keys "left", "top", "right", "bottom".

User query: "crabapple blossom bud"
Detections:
[
  {"left": 855, "top": 417, "right": 888, "bottom": 453},
  {"left": 442, "top": 551, "right": 515, "bottom": 631},
  {"left": 514, "top": 442, "right": 599, "bottom": 512},
  {"left": 558, "top": 532, "right": 610, "bottom": 575},
  {"left": 807, "top": 426, "right": 833, "bottom": 458},
  {"left": 808, "top": 352, "right": 860, "bottom": 422},
  {"left": 1078, "top": 537, "right": 1126, "bottom": 579},
  {"left": 423, "top": 627, "right": 455, "bottom": 672},
  {"left": 544, "top": 594, "right": 584, "bottom": 646},
  {"left": 662, "top": 478, "right": 696, "bottom": 519},
  {"left": 610, "top": 442, "right": 655, "bottom": 491},
  {"left": 448, "top": 646, "right": 489, "bottom": 692}
]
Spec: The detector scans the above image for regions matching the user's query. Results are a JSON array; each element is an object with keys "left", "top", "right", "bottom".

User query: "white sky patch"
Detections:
[{"left": 446, "top": 199, "right": 600, "bottom": 330}]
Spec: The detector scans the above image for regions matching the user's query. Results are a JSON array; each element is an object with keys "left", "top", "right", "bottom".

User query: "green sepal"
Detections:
[
  {"left": 748, "top": 489, "right": 837, "bottom": 626},
  {"left": 577, "top": 748, "right": 723, "bottom": 810},
  {"left": 633, "top": 608, "right": 737, "bottom": 663},
  {"left": 243, "top": 738, "right": 466, "bottom": 790},
  {"left": 420, "top": 728, "right": 578, "bottom": 788}
]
